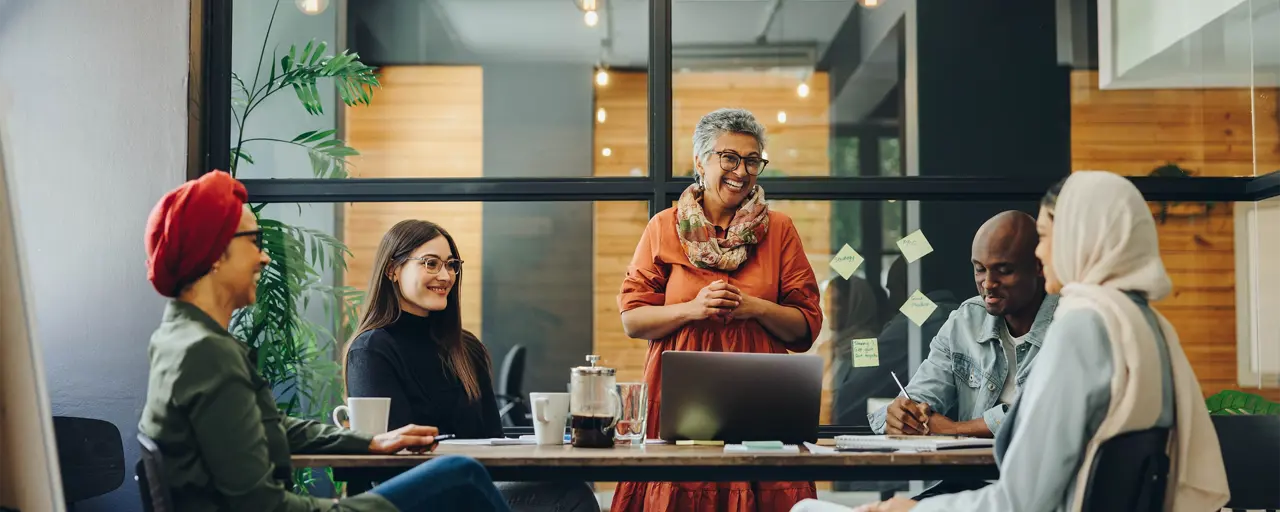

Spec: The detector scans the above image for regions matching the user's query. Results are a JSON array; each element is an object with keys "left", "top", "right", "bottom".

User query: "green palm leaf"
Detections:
[{"left": 1205, "top": 390, "right": 1280, "bottom": 415}]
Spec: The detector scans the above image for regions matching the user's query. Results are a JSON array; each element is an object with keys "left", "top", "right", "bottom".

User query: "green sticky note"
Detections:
[
  {"left": 743, "top": 441, "right": 784, "bottom": 449},
  {"left": 852, "top": 338, "right": 879, "bottom": 368},
  {"left": 896, "top": 229, "right": 934, "bottom": 263},
  {"left": 828, "top": 244, "right": 864, "bottom": 279}
]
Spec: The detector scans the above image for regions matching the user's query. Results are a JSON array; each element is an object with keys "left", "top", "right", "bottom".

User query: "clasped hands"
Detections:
[{"left": 686, "top": 280, "right": 762, "bottom": 322}]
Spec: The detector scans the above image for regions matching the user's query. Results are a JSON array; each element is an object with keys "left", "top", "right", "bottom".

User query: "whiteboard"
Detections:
[{"left": 1234, "top": 200, "right": 1280, "bottom": 387}]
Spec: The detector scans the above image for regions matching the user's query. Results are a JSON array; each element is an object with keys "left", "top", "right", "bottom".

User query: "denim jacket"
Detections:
[{"left": 868, "top": 294, "right": 1059, "bottom": 436}]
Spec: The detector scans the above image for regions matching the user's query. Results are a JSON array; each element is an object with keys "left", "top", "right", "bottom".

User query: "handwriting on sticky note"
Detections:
[
  {"left": 852, "top": 338, "right": 879, "bottom": 368},
  {"left": 896, "top": 230, "right": 934, "bottom": 263},
  {"left": 828, "top": 244, "right": 864, "bottom": 280},
  {"left": 899, "top": 290, "right": 938, "bottom": 327}
]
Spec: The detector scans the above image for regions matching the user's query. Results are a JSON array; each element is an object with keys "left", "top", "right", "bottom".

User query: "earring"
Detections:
[{"left": 694, "top": 172, "right": 705, "bottom": 190}]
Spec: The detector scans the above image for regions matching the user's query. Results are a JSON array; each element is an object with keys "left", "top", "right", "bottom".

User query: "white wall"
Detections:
[
  {"left": 0, "top": 0, "right": 189, "bottom": 509},
  {"left": 1235, "top": 199, "right": 1280, "bottom": 388}
]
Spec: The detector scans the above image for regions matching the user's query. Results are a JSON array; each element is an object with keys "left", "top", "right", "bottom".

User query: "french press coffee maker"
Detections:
[{"left": 569, "top": 355, "right": 622, "bottom": 448}]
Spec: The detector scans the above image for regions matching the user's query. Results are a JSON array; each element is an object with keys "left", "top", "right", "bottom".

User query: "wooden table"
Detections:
[{"left": 294, "top": 443, "right": 998, "bottom": 493}]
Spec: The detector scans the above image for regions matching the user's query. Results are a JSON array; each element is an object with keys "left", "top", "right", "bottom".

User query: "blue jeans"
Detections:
[{"left": 371, "top": 455, "right": 511, "bottom": 512}]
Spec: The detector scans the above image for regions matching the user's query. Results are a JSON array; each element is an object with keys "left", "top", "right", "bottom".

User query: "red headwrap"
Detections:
[{"left": 144, "top": 170, "right": 249, "bottom": 297}]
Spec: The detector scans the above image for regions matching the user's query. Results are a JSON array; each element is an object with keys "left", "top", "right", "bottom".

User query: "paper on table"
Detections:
[
  {"left": 852, "top": 338, "right": 879, "bottom": 368},
  {"left": 896, "top": 230, "right": 934, "bottom": 263},
  {"left": 828, "top": 244, "right": 864, "bottom": 280},
  {"left": 899, "top": 290, "right": 938, "bottom": 327}
]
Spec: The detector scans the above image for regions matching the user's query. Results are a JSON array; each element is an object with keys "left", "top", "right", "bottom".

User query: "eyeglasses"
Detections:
[
  {"left": 233, "top": 230, "right": 264, "bottom": 251},
  {"left": 404, "top": 256, "right": 463, "bottom": 276},
  {"left": 714, "top": 151, "right": 768, "bottom": 176}
]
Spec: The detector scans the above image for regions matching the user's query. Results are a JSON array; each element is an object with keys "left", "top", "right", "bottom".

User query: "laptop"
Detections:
[{"left": 660, "top": 351, "right": 823, "bottom": 444}]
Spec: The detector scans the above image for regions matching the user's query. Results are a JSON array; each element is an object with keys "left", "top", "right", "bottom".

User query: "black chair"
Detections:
[
  {"left": 1080, "top": 427, "right": 1170, "bottom": 512},
  {"left": 1212, "top": 415, "right": 1280, "bottom": 512},
  {"left": 496, "top": 345, "right": 531, "bottom": 427},
  {"left": 135, "top": 433, "right": 173, "bottom": 512},
  {"left": 52, "top": 416, "right": 125, "bottom": 510}
]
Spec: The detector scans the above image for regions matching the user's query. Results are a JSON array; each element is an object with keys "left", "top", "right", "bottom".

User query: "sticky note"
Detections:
[
  {"left": 828, "top": 244, "right": 864, "bottom": 280},
  {"left": 900, "top": 290, "right": 938, "bottom": 327},
  {"left": 852, "top": 338, "right": 879, "bottom": 368},
  {"left": 896, "top": 230, "right": 934, "bottom": 263}
]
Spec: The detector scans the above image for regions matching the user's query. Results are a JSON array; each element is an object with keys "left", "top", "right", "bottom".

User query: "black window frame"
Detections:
[{"left": 198, "top": 0, "right": 1279, "bottom": 209}]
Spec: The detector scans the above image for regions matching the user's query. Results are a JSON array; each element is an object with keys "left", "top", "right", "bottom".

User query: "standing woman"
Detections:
[
  {"left": 818, "top": 171, "right": 1231, "bottom": 512},
  {"left": 613, "top": 108, "right": 824, "bottom": 512},
  {"left": 138, "top": 171, "right": 510, "bottom": 512}
]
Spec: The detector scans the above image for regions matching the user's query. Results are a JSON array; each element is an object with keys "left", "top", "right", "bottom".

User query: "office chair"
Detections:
[
  {"left": 136, "top": 433, "right": 173, "bottom": 512},
  {"left": 1080, "top": 427, "right": 1170, "bottom": 512},
  {"left": 1213, "top": 415, "right": 1280, "bottom": 512},
  {"left": 496, "top": 344, "right": 531, "bottom": 427},
  {"left": 52, "top": 416, "right": 125, "bottom": 510}
]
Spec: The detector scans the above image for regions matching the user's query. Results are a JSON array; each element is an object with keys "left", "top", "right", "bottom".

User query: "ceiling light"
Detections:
[
  {"left": 296, "top": 0, "right": 328, "bottom": 15},
  {"left": 602, "top": 147, "right": 613, "bottom": 157},
  {"left": 584, "top": 10, "right": 599, "bottom": 27},
  {"left": 858, "top": 0, "right": 881, "bottom": 8},
  {"left": 796, "top": 82, "right": 810, "bottom": 98},
  {"left": 776, "top": 111, "right": 787, "bottom": 124},
  {"left": 597, "top": 108, "right": 608, "bottom": 124},
  {"left": 595, "top": 69, "right": 609, "bottom": 86}
]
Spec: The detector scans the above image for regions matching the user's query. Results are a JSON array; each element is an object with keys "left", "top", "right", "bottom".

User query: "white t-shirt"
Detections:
[{"left": 998, "top": 322, "right": 1029, "bottom": 405}]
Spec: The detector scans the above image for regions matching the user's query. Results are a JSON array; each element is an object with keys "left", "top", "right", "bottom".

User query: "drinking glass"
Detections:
[{"left": 615, "top": 382, "right": 647, "bottom": 445}]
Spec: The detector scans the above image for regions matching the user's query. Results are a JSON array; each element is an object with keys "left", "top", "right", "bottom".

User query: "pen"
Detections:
[
  {"left": 890, "top": 371, "right": 916, "bottom": 402},
  {"left": 891, "top": 371, "right": 929, "bottom": 431},
  {"left": 433, "top": 434, "right": 456, "bottom": 444}
]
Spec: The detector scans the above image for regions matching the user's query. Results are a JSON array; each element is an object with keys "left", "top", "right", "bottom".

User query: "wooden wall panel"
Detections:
[
  {"left": 343, "top": 67, "right": 484, "bottom": 337},
  {"left": 1070, "top": 70, "right": 1280, "bottom": 400}
]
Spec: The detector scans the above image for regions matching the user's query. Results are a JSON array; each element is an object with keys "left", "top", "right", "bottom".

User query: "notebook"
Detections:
[
  {"left": 833, "top": 435, "right": 994, "bottom": 452},
  {"left": 438, "top": 438, "right": 536, "bottom": 446},
  {"left": 724, "top": 443, "right": 801, "bottom": 453}
]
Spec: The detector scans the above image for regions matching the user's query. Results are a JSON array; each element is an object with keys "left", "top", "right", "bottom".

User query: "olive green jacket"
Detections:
[{"left": 138, "top": 300, "right": 397, "bottom": 512}]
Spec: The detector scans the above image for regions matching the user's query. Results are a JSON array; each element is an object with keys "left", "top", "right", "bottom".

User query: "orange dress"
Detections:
[{"left": 612, "top": 208, "right": 823, "bottom": 512}]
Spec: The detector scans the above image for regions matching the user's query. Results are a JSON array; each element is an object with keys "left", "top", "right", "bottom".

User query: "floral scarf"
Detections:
[{"left": 675, "top": 183, "right": 770, "bottom": 271}]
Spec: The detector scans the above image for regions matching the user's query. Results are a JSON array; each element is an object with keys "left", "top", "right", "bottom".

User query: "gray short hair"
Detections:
[{"left": 692, "top": 108, "right": 767, "bottom": 166}]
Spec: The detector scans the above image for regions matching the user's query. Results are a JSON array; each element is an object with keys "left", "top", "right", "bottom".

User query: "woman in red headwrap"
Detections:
[{"left": 137, "top": 171, "right": 512, "bottom": 512}]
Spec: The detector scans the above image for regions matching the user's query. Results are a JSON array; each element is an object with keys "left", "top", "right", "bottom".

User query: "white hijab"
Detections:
[{"left": 1053, "top": 171, "right": 1230, "bottom": 512}]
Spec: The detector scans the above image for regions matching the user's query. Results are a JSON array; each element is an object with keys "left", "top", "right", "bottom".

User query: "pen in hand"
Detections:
[{"left": 891, "top": 371, "right": 930, "bottom": 432}]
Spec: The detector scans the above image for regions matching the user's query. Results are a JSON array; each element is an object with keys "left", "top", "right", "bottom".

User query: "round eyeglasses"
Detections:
[
  {"left": 404, "top": 256, "right": 463, "bottom": 276},
  {"left": 714, "top": 151, "right": 768, "bottom": 176}
]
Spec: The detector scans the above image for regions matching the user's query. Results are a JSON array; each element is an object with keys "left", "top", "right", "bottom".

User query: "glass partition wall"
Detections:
[{"left": 214, "top": 0, "right": 1279, "bottom": 441}]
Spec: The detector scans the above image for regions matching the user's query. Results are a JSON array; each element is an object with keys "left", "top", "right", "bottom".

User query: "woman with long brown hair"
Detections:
[
  {"left": 343, "top": 220, "right": 601, "bottom": 512},
  {"left": 344, "top": 219, "right": 500, "bottom": 437}
]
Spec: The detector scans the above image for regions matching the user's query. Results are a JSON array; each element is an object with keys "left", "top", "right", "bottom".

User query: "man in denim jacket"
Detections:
[{"left": 869, "top": 211, "right": 1058, "bottom": 439}]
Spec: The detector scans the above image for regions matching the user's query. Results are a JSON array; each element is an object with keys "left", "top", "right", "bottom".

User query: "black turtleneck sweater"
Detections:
[{"left": 345, "top": 313, "right": 503, "bottom": 438}]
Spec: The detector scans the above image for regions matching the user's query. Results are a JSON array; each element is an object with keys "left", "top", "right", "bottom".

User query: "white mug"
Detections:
[
  {"left": 332, "top": 397, "right": 391, "bottom": 435},
  {"left": 530, "top": 392, "right": 570, "bottom": 445}
]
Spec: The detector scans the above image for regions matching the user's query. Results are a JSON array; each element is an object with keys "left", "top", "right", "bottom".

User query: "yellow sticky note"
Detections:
[
  {"left": 852, "top": 338, "right": 879, "bottom": 368},
  {"left": 828, "top": 244, "right": 864, "bottom": 280},
  {"left": 896, "top": 230, "right": 934, "bottom": 263},
  {"left": 900, "top": 289, "right": 938, "bottom": 327}
]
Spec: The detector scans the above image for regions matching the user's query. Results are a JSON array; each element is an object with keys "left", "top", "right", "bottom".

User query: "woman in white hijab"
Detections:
[{"left": 795, "top": 171, "right": 1230, "bottom": 512}]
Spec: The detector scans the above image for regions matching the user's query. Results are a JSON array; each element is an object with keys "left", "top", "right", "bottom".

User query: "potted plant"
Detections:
[{"left": 226, "top": 0, "right": 377, "bottom": 493}]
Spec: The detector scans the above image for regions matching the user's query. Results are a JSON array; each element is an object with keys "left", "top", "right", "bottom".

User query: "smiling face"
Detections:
[
  {"left": 695, "top": 132, "right": 762, "bottom": 214},
  {"left": 971, "top": 212, "right": 1042, "bottom": 318},
  {"left": 210, "top": 205, "right": 271, "bottom": 308},
  {"left": 390, "top": 235, "right": 457, "bottom": 316}
]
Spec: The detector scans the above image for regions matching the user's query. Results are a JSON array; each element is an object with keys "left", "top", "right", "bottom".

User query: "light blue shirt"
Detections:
[
  {"left": 913, "top": 293, "right": 1175, "bottom": 512},
  {"left": 869, "top": 295, "right": 1060, "bottom": 436}
]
